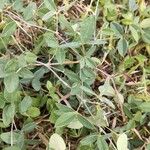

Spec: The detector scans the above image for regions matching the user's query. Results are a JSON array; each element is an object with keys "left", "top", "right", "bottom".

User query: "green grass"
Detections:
[{"left": 0, "top": 0, "right": 149, "bottom": 149}]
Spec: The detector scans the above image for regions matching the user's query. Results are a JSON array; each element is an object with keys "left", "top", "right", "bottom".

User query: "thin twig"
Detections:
[
  {"left": 36, "top": 61, "right": 71, "bottom": 88},
  {"left": 11, "top": 121, "right": 13, "bottom": 146}
]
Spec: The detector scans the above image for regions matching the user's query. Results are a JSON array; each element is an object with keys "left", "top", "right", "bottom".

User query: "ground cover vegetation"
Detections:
[{"left": 0, "top": 0, "right": 149, "bottom": 149}]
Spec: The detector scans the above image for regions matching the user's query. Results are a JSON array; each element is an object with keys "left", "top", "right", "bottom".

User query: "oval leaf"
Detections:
[
  {"left": 49, "top": 133, "right": 66, "bottom": 150},
  {"left": 117, "top": 133, "right": 129, "bottom": 150},
  {"left": 4, "top": 73, "right": 19, "bottom": 93},
  {"left": 55, "top": 112, "right": 75, "bottom": 128},
  {"left": 2, "top": 104, "right": 15, "bottom": 126},
  {"left": 140, "top": 18, "right": 150, "bottom": 28},
  {"left": 117, "top": 38, "right": 128, "bottom": 57},
  {"left": 139, "top": 102, "right": 150, "bottom": 112}
]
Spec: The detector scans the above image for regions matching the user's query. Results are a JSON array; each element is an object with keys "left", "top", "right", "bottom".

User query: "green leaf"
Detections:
[
  {"left": 26, "top": 107, "right": 40, "bottom": 118},
  {"left": 129, "top": 0, "right": 138, "bottom": 11},
  {"left": 0, "top": 0, "right": 7, "bottom": 11},
  {"left": 102, "top": 28, "right": 114, "bottom": 35},
  {"left": 110, "top": 22, "right": 124, "bottom": 37},
  {"left": 139, "top": 102, "right": 150, "bottom": 112},
  {"left": 122, "top": 19, "right": 133, "bottom": 26},
  {"left": 44, "top": 0, "right": 56, "bottom": 11},
  {"left": 129, "top": 26, "right": 139, "bottom": 42},
  {"left": 55, "top": 112, "right": 75, "bottom": 128},
  {"left": 65, "top": 69, "right": 80, "bottom": 83},
  {"left": 117, "top": 133, "right": 129, "bottom": 150},
  {"left": 133, "top": 111, "right": 142, "bottom": 122},
  {"left": 55, "top": 49, "right": 66, "bottom": 64},
  {"left": 56, "top": 103, "right": 74, "bottom": 113},
  {"left": 32, "top": 78, "right": 41, "bottom": 91},
  {"left": 17, "top": 54, "right": 27, "bottom": 68},
  {"left": 13, "top": 0, "right": 24, "bottom": 12},
  {"left": 23, "top": 2, "right": 37, "bottom": 20},
  {"left": 77, "top": 114, "right": 95, "bottom": 129},
  {"left": 4, "top": 89, "right": 21, "bottom": 103},
  {"left": 86, "top": 46, "right": 96, "bottom": 57},
  {"left": 85, "top": 57, "right": 96, "bottom": 68},
  {"left": 0, "top": 94, "right": 5, "bottom": 109},
  {"left": 98, "top": 78, "right": 115, "bottom": 97},
  {"left": 80, "top": 67, "right": 96, "bottom": 85},
  {"left": 42, "top": 11, "right": 56, "bottom": 21},
  {"left": 25, "top": 51, "right": 37, "bottom": 63},
  {"left": 0, "top": 131, "right": 23, "bottom": 145},
  {"left": 89, "top": 39, "right": 106, "bottom": 45},
  {"left": 4, "top": 59, "right": 18, "bottom": 73},
  {"left": 146, "top": 143, "right": 150, "bottom": 150},
  {"left": 3, "top": 146, "right": 20, "bottom": 150},
  {"left": 48, "top": 133, "right": 66, "bottom": 150},
  {"left": 46, "top": 81, "right": 54, "bottom": 91},
  {"left": 142, "top": 28, "right": 150, "bottom": 44},
  {"left": 89, "top": 107, "right": 108, "bottom": 127},
  {"left": 80, "top": 15, "right": 95, "bottom": 43},
  {"left": 22, "top": 122, "right": 37, "bottom": 133},
  {"left": 31, "top": 67, "right": 48, "bottom": 91},
  {"left": 117, "top": 38, "right": 128, "bottom": 57},
  {"left": 19, "top": 96, "right": 32, "bottom": 114},
  {"left": 2, "top": 104, "right": 15, "bottom": 126},
  {"left": 60, "top": 41, "right": 81, "bottom": 49},
  {"left": 126, "top": 119, "right": 136, "bottom": 130},
  {"left": 67, "top": 118, "right": 83, "bottom": 129},
  {"left": 122, "top": 12, "right": 133, "bottom": 24},
  {"left": 140, "top": 18, "right": 150, "bottom": 28},
  {"left": 59, "top": 14, "right": 74, "bottom": 32},
  {"left": 0, "top": 63, "right": 6, "bottom": 78},
  {"left": 105, "top": 3, "right": 117, "bottom": 21},
  {"left": 2, "top": 22, "right": 17, "bottom": 37},
  {"left": 4, "top": 73, "right": 19, "bottom": 93},
  {"left": 97, "top": 136, "right": 109, "bottom": 150},
  {"left": 135, "top": 54, "right": 147, "bottom": 64},
  {"left": 80, "top": 86, "right": 96, "bottom": 96},
  {"left": 18, "top": 68, "right": 34, "bottom": 79},
  {"left": 80, "top": 67, "right": 96, "bottom": 83},
  {"left": 80, "top": 134, "right": 97, "bottom": 145},
  {"left": 71, "top": 83, "right": 81, "bottom": 95},
  {"left": 44, "top": 32, "right": 58, "bottom": 48}
]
